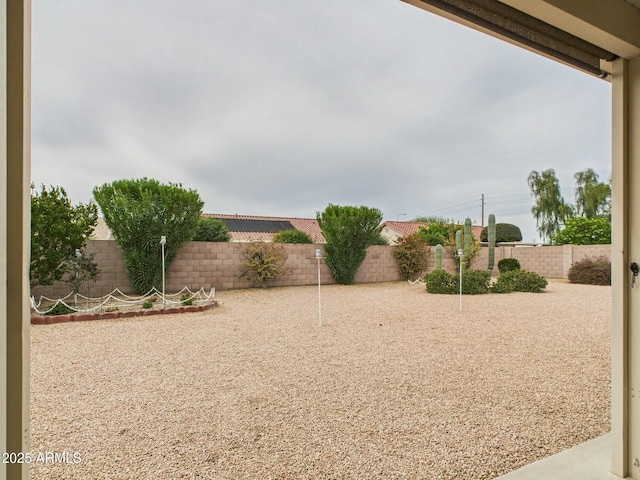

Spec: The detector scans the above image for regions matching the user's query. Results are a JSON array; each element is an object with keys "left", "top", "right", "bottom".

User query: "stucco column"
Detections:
[
  {"left": 612, "top": 55, "right": 640, "bottom": 479},
  {"left": 2, "top": 1, "right": 31, "bottom": 479}
]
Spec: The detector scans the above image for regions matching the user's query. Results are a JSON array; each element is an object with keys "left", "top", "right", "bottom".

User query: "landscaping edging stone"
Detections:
[{"left": 31, "top": 301, "right": 218, "bottom": 325}]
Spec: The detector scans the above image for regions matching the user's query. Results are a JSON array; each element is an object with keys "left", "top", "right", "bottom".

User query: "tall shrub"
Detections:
[
  {"left": 30, "top": 184, "right": 98, "bottom": 288},
  {"left": 394, "top": 234, "right": 430, "bottom": 281},
  {"left": 192, "top": 217, "right": 231, "bottom": 242},
  {"left": 272, "top": 229, "right": 313, "bottom": 244},
  {"left": 93, "top": 178, "right": 203, "bottom": 294},
  {"left": 316, "top": 204, "right": 383, "bottom": 285}
]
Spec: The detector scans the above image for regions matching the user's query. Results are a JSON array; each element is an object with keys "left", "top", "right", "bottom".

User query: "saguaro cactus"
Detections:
[
  {"left": 488, "top": 214, "right": 496, "bottom": 272},
  {"left": 435, "top": 244, "right": 442, "bottom": 270},
  {"left": 464, "top": 218, "right": 472, "bottom": 260},
  {"left": 455, "top": 229, "right": 463, "bottom": 253}
]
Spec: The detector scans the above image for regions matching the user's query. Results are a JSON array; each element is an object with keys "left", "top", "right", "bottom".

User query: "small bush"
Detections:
[
  {"left": 394, "top": 234, "right": 430, "bottom": 281},
  {"left": 192, "top": 217, "right": 231, "bottom": 242},
  {"left": 142, "top": 301, "right": 154, "bottom": 309},
  {"left": 241, "top": 242, "right": 286, "bottom": 287},
  {"left": 498, "top": 258, "right": 521, "bottom": 273},
  {"left": 45, "top": 303, "right": 75, "bottom": 316},
  {"left": 272, "top": 229, "right": 313, "bottom": 244},
  {"left": 459, "top": 269, "right": 492, "bottom": 294},
  {"left": 492, "top": 270, "right": 548, "bottom": 293},
  {"left": 567, "top": 255, "right": 611, "bottom": 285},
  {"left": 181, "top": 294, "right": 194, "bottom": 306},
  {"left": 425, "top": 269, "right": 457, "bottom": 294},
  {"left": 425, "top": 269, "right": 490, "bottom": 295}
]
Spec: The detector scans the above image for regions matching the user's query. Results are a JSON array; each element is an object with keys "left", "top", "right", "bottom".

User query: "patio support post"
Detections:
[
  {"left": 1, "top": 1, "right": 31, "bottom": 479},
  {"left": 612, "top": 55, "right": 640, "bottom": 479}
]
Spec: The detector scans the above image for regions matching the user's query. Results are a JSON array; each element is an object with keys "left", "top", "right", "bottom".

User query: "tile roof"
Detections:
[
  {"left": 382, "top": 221, "right": 484, "bottom": 239},
  {"left": 206, "top": 214, "right": 326, "bottom": 243}
]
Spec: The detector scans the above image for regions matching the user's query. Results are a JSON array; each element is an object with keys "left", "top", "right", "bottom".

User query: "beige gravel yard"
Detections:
[{"left": 30, "top": 281, "right": 611, "bottom": 480}]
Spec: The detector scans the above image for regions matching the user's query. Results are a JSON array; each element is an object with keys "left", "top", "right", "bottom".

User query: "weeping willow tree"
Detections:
[
  {"left": 527, "top": 169, "right": 573, "bottom": 243},
  {"left": 93, "top": 178, "right": 203, "bottom": 294}
]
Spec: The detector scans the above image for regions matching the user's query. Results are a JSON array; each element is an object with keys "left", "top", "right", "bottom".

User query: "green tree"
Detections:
[
  {"left": 30, "top": 184, "right": 98, "bottom": 288},
  {"left": 552, "top": 216, "right": 611, "bottom": 245},
  {"left": 272, "top": 229, "right": 313, "bottom": 244},
  {"left": 528, "top": 169, "right": 573, "bottom": 243},
  {"left": 316, "top": 204, "right": 383, "bottom": 285},
  {"left": 574, "top": 168, "right": 611, "bottom": 219},
  {"left": 416, "top": 221, "right": 451, "bottom": 246},
  {"left": 93, "top": 178, "right": 204, "bottom": 294},
  {"left": 192, "top": 217, "right": 231, "bottom": 242}
]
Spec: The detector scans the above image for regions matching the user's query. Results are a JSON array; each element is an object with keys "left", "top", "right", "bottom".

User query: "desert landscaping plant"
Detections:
[
  {"left": 480, "top": 222, "right": 523, "bottom": 243},
  {"left": 567, "top": 255, "right": 611, "bottom": 285},
  {"left": 424, "top": 269, "right": 491, "bottom": 295},
  {"left": 491, "top": 270, "right": 548, "bottom": 293},
  {"left": 317, "top": 204, "right": 383, "bottom": 285},
  {"left": 272, "top": 229, "right": 314, "bottom": 244},
  {"left": 498, "top": 258, "right": 521, "bottom": 273},
  {"left": 552, "top": 216, "right": 611, "bottom": 245},
  {"left": 394, "top": 234, "right": 430, "bottom": 281},
  {"left": 192, "top": 217, "right": 231, "bottom": 242},
  {"left": 241, "top": 242, "right": 286, "bottom": 287},
  {"left": 93, "top": 178, "right": 204, "bottom": 294},
  {"left": 30, "top": 184, "right": 98, "bottom": 288}
]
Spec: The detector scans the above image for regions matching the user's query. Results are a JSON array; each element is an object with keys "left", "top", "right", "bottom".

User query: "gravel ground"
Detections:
[{"left": 30, "top": 281, "right": 611, "bottom": 480}]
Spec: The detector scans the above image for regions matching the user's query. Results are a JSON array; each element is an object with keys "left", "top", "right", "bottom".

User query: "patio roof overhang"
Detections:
[{"left": 402, "top": 0, "right": 640, "bottom": 78}]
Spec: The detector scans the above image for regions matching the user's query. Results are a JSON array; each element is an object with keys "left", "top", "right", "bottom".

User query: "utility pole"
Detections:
[{"left": 481, "top": 194, "right": 485, "bottom": 227}]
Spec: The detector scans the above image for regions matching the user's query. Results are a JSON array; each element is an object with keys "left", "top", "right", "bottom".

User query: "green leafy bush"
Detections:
[
  {"left": 31, "top": 184, "right": 98, "bottom": 288},
  {"left": 552, "top": 217, "right": 611, "bottom": 245},
  {"left": 142, "top": 301, "right": 154, "bottom": 309},
  {"left": 180, "top": 294, "right": 194, "bottom": 306},
  {"left": 241, "top": 242, "right": 286, "bottom": 287},
  {"left": 93, "top": 178, "right": 204, "bottom": 294},
  {"left": 272, "top": 229, "right": 313, "bottom": 244},
  {"left": 394, "top": 234, "right": 430, "bottom": 281},
  {"left": 425, "top": 269, "right": 457, "bottom": 294},
  {"left": 416, "top": 222, "right": 450, "bottom": 246},
  {"left": 498, "top": 258, "right": 521, "bottom": 273},
  {"left": 480, "top": 223, "right": 523, "bottom": 242},
  {"left": 567, "top": 255, "right": 611, "bottom": 285},
  {"left": 491, "top": 270, "right": 548, "bottom": 293},
  {"left": 45, "top": 303, "right": 75, "bottom": 316},
  {"left": 317, "top": 204, "right": 383, "bottom": 285},
  {"left": 425, "top": 269, "right": 491, "bottom": 295},
  {"left": 192, "top": 217, "right": 231, "bottom": 242}
]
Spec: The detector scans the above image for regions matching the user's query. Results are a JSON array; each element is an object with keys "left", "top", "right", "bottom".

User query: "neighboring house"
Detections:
[
  {"left": 380, "top": 221, "right": 484, "bottom": 245},
  {"left": 206, "top": 214, "right": 326, "bottom": 243},
  {"left": 91, "top": 214, "right": 326, "bottom": 243}
]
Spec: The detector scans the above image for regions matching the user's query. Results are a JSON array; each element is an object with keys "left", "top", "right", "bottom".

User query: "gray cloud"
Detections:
[{"left": 32, "top": 0, "right": 611, "bottom": 243}]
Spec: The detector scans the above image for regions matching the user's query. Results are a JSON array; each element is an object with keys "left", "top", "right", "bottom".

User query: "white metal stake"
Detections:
[
  {"left": 458, "top": 249, "right": 464, "bottom": 311},
  {"left": 161, "top": 235, "right": 167, "bottom": 308},
  {"left": 316, "top": 249, "right": 323, "bottom": 327}
]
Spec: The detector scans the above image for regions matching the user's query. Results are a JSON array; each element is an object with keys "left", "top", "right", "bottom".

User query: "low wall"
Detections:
[{"left": 31, "top": 241, "right": 611, "bottom": 299}]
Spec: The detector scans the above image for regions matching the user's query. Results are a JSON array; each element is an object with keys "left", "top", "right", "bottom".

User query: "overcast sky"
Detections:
[{"left": 32, "top": 0, "right": 611, "bottom": 243}]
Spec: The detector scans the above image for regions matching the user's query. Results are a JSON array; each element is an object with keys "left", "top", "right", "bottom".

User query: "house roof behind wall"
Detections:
[{"left": 206, "top": 213, "right": 326, "bottom": 243}]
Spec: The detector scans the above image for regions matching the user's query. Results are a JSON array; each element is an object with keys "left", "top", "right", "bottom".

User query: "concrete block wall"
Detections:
[{"left": 31, "top": 241, "right": 612, "bottom": 300}]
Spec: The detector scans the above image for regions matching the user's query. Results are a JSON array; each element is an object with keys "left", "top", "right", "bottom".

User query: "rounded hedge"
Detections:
[
  {"left": 491, "top": 270, "right": 548, "bottom": 293},
  {"left": 480, "top": 223, "right": 523, "bottom": 243},
  {"left": 497, "top": 258, "right": 521, "bottom": 273},
  {"left": 272, "top": 229, "right": 314, "bottom": 244},
  {"left": 567, "top": 255, "right": 611, "bottom": 285}
]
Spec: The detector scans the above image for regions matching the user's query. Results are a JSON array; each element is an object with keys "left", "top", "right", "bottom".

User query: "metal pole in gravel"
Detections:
[
  {"left": 458, "top": 249, "right": 463, "bottom": 311},
  {"left": 316, "top": 249, "right": 323, "bottom": 327}
]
